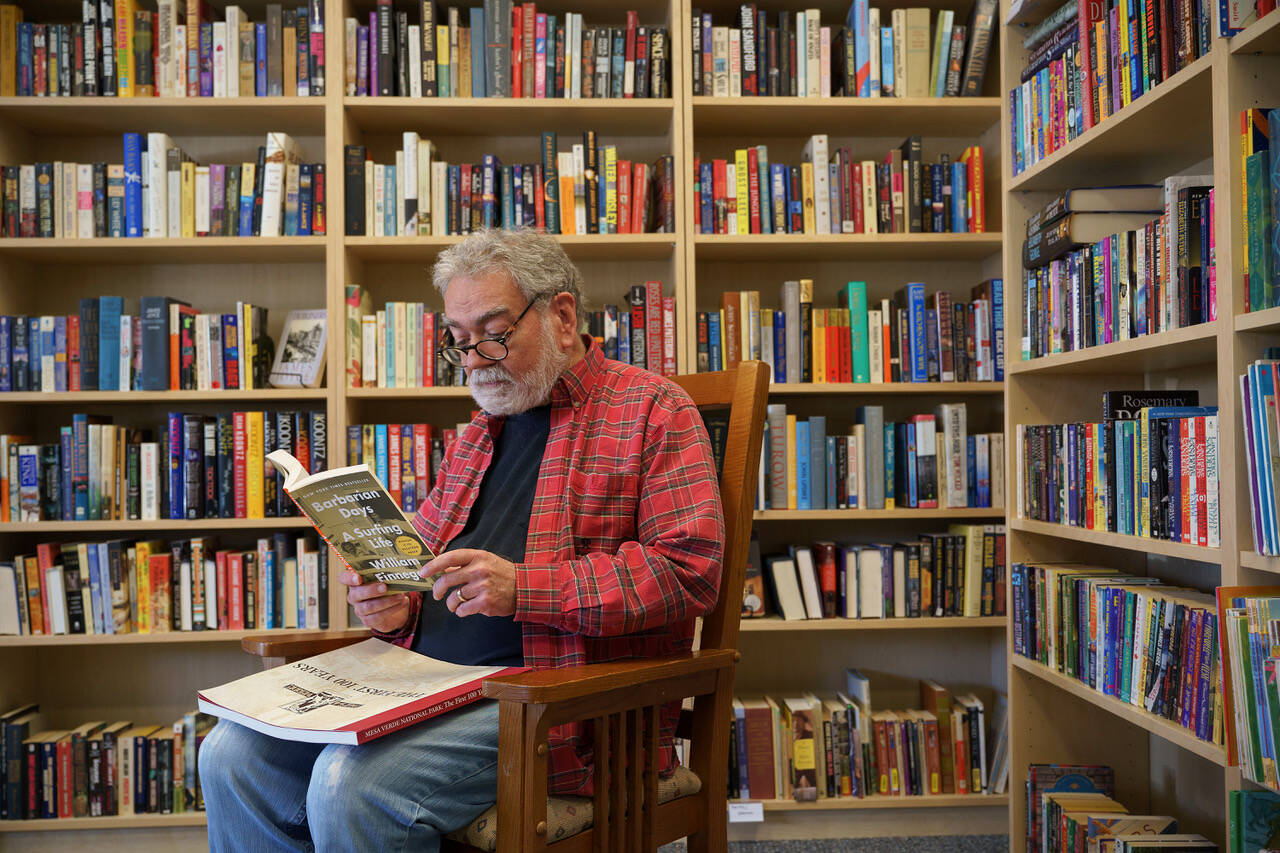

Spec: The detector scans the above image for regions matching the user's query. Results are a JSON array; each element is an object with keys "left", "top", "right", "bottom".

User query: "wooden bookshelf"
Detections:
[
  {"left": 754, "top": 507, "right": 1004, "bottom": 521},
  {"left": 0, "top": 96, "right": 327, "bottom": 135},
  {"left": 344, "top": 233, "right": 679, "bottom": 261},
  {"left": 1, "top": 389, "right": 329, "bottom": 403},
  {"left": 693, "top": 232, "right": 1003, "bottom": 261},
  {"left": 0, "top": 627, "right": 368, "bottom": 648},
  {"left": 0, "top": 236, "right": 329, "bottom": 263},
  {"left": 0, "top": 518, "right": 313, "bottom": 533},
  {"left": 740, "top": 616, "right": 1007, "bottom": 632},
  {"left": 0, "top": 813, "right": 210, "bottom": 832},
  {"left": 742, "top": 793, "right": 1010, "bottom": 811},
  {"left": 999, "top": 0, "right": 1266, "bottom": 845},
  {"left": 764, "top": 381, "right": 1003, "bottom": 395},
  {"left": 691, "top": 96, "right": 1003, "bottom": 137}
]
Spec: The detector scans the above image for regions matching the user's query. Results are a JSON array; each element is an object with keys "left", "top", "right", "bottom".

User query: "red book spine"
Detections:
[
  {"left": 57, "top": 737, "right": 73, "bottom": 817},
  {"left": 227, "top": 552, "right": 244, "bottom": 630},
  {"left": 36, "top": 543, "right": 60, "bottom": 635},
  {"left": 387, "top": 424, "right": 402, "bottom": 504},
  {"left": 522, "top": 4, "right": 536, "bottom": 98},
  {"left": 215, "top": 549, "right": 229, "bottom": 629},
  {"left": 851, "top": 165, "right": 864, "bottom": 233},
  {"left": 413, "top": 424, "right": 430, "bottom": 491},
  {"left": 68, "top": 315, "right": 81, "bottom": 391},
  {"left": 624, "top": 10, "right": 637, "bottom": 97},
  {"left": 294, "top": 420, "right": 310, "bottom": 473},
  {"left": 1180, "top": 418, "right": 1191, "bottom": 543},
  {"left": 712, "top": 158, "right": 727, "bottom": 234},
  {"left": 645, "top": 281, "right": 663, "bottom": 373},
  {"left": 826, "top": 320, "right": 838, "bottom": 381},
  {"left": 422, "top": 311, "right": 435, "bottom": 388},
  {"left": 511, "top": 7, "right": 523, "bottom": 97},
  {"left": 631, "top": 163, "right": 648, "bottom": 234},
  {"left": 233, "top": 411, "right": 247, "bottom": 518},
  {"left": 1195, "top": 416, "right": 1207, "bottom": 546},
  {"left": 839, "top": 316, "right": 852, "bottom": 382},
  {"left": 747, "top": 147, "right": 761, "bottom": 234},
  {"left": 533, "top": 163, "right": 545, "bottom": 231},
  {"left": 661, "top": 295, "right": 676, "bottom": 376},
  {"left": 617, "top": 160, "right": 632, "bottom": 234}
]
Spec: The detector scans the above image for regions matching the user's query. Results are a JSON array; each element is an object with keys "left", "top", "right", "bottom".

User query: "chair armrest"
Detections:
[
  {"left": 482, "top": 649, "right": 735, "bottom": 705},
  {"left": 241, "top": 629, "right": 371, "bottom": 659}
]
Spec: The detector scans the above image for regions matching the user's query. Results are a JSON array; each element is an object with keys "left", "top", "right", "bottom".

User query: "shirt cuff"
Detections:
[{"left": 515, "top": 562, "right": 563, "bottom": 625}]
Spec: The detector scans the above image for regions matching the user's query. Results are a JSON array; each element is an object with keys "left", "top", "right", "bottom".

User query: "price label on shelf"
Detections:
[{"left": 727, "top": 802, "right": 764, "bottom": 823}]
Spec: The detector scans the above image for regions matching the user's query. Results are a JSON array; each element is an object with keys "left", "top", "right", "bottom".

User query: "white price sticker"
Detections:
[{"left": 727, "top": 802, "right": 764, "bottom": 823}]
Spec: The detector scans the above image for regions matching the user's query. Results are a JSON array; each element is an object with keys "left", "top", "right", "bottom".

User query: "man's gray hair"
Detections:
[{"left": 432, "top": 229, "right": 589, "bottom": 332}]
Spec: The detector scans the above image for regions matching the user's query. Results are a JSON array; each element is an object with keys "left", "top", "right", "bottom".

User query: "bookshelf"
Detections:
[
  {"left": 1000, "top": 2, "right": 1280, "bottom": 848},
  {"left": 0, "top": 0, "right": 1010, "bottom": 848}
]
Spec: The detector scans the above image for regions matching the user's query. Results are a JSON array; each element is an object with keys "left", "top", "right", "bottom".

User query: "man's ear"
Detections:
[{"left": 549, "top": 291, "right": 578, "bottom": 342}]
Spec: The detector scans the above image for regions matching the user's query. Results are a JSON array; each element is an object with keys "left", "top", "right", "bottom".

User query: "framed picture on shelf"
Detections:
[{"left": 270, "top": 309, "right": 328, "bottom": 388}]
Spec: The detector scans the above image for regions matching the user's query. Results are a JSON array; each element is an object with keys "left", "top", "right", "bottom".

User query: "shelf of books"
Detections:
[{"left": 1000, "top": 0, "right": 1280, "bottom": 840}]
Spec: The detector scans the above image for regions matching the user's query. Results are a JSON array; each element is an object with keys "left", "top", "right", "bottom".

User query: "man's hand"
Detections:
[
  {"left": 421, "top": 549, "right": 517, "bottom": 618},
  {"left": 339, "top": 571, "right": 412, "bottom": 634}
]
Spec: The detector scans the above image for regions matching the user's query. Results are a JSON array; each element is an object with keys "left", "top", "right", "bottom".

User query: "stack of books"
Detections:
[
  {"left": 1241, "top": 107, "right": 1280, "bottom": 312},
  {"left": 749, "top": 527, "right": 1007, "bottom": 620},
  {"left": 0, "top": 299, "right": 282, "bottom": 394},
  {"left": 0, "top": 3, "right": 326, "bottom": 98},
  {"left": 1014, "top": 389, "right": 1220, "bottom": 547},
  {"left": 691, "top": 1, "right": 996, "bottom": 98},
  {"left": 0, "top": 707, "right": 218, "bottom": 821},
  {"left": 695, "top": 136, "right": 986, "bottom": 235},
  {"left": 702, "top": 279, "right": 1002, "bottom": 383},
  {"left": 1009, "top": 0, "right": 1216, "bottom": 177},
  {"left": 1, "top": 132, "right": 324, "bottom": 239},
  {"left": 726, "top": 676, "right": 1006, "bottom": 802},
  {"left": 1012, "top": 564, "right": 1221, "bottom": 746},
  {"left": 0, "top": 409, "right": 327, "bottom": 523},
  {"left": 0, "top": 532, "right": 330, "bottom": 638},
  {"left": 1020, "top": 180, "right": 1215, "bottom": 361},
  {"left": 343, "top": 5, "right": 669, "bottom": 98},
  {"left": 343, "top": 131, "right": 671, "bottom": 237},
  {"left": 759, "top": 403, "right": 1003, "bottom": 511},
  {"left": 1038, "top": 780, "right": 1207, "bottom": 850}
]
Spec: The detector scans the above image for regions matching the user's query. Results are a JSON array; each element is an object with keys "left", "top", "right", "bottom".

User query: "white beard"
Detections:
[{"left": 466, "top": 316, "right": 570, "bottom": 416}]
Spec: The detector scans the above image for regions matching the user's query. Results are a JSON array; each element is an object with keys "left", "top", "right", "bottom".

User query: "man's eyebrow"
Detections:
[{"left": 442, "top": 305, "right": 513, "bottom": 329}]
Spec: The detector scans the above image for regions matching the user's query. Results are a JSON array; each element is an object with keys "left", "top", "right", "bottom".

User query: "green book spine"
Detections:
[
  {"left": 1247, "top": 151, "right": 1273, "bottom": 312},
  {"left": 841, "top": 281, "right": 870, "bottom": 383},
  {"left": 1119, "top": 591, "right": 1136, "bottom": 701}
]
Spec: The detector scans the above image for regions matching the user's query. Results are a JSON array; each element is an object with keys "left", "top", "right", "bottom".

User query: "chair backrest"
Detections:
[{"left": 669, "top": 361, "right": 769, "bottom": 657}]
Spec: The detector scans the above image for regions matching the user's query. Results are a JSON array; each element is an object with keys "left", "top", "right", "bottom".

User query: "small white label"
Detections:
[{"left": 728, "top": 802, "right": 764, "bottom": 823}]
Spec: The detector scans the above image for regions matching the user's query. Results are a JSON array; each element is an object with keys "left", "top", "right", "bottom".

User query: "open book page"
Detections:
[
  {"left": 267, "top": 449, "right": 436, "bottom": 592},
  {"left": 198, "top": 638, "right": 526, "bottom": 744}
]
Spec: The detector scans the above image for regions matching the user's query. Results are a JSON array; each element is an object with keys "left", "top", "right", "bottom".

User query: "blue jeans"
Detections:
[{"left": 198, "top": 700, "right": 500, "bottom": 852}]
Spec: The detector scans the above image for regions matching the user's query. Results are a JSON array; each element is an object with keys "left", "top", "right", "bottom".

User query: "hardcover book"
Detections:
[{"left": 198, "top": 638, "right": 526, "bottom": 744}]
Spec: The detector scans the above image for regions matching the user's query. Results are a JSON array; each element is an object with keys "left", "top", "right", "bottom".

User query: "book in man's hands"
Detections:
[
  {"left": 267, "top": 449, "right": 434, "bottom": 592},
  {"left": 197, "top": 638, "right": 527, "bottom": 744}
]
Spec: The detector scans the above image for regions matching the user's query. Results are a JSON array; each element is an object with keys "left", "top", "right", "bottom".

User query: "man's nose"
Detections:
[{"left": 461, "top": 347, "right": 499, "bottom": 371}]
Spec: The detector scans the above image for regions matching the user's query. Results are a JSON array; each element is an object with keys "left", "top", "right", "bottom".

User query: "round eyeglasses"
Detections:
[{"left": 437, "top": 296, "right": 542, "bottom": 367}]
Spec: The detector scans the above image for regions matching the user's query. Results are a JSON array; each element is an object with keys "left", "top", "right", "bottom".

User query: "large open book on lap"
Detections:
[
  {"left": 267, "top": 449, "right": 435, "bottom": 592},
  {"left": 198, "top": 638, "right": 527, "bottom": 744}
]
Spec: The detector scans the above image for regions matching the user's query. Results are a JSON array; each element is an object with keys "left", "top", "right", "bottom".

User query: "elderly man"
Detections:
[{"left": 199, "top": 229, "right": 725, "bottom": 852}]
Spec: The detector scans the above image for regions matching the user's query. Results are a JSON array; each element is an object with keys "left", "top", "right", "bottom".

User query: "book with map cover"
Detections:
[
  {"left": 267, "top": 448, "right": 434, "bottom": 592},
  {"left": 198, "top": 638, "right": 526, "bottom": 744}
]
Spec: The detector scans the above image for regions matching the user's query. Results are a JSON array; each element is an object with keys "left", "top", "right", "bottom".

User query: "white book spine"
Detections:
[
  {"left": 157, "top": 0, "right": 175, "bottom": 96},
  {"left": 373, "top": 163, "right": 385, "bottom": 237},
  {"left": 76, "top": 164, "right": 94, "bottom": 238},
  {"left": 401, "top": 133, "right": 418, "bottom": 235},
  {"left": 195, "top": 166, "right": 210, "bottom": 235},
  {"left": 146, "top": 133, "right": 173, "bottom": 238},
  {"left": 417, "top": 140, "right": 432, "bottom": 235},
  {"left": 195, "top": 314, "right": 210, "bottom": 391},
  {"left": 213, "top": 21, "right": 228, "bottom": 97},
  {"left": 803, "top": 134, "right": 831, "bottom": 235},
  {"left": 376, "top": 310, "right": 387, "bottom": 388},
  {"left": 119, "top": 315, "right": 132, "bottom": 391},
  {"left": 62, "top": 162, "right": 77, "bottom": 239},
  {"left": 175, "top": 24, "right": 187, "bottom": 97},
  {"left": 794, "top": 13, "right": 806, "bottom": 94},
  {"left": 139, "top": 442, "right": 157, "bottom": 520},
  {"left": 805, "top": 8, "right": 821, "bottom": 97},
  {"left": 52, "top": 163, "right": 63, "bottom": 239},
  {"left": 819, "top": 26, "right": 831, "bottom": 97},
  {"left": 364, "top": 160, "right": 375, "bottom": 234},
  {"left": 868, "top": 8, "right": 881, "bottom": 97},
  {"left": 408, "top": 26, "right": 422, "bottom": 97},
  {"left": 226, "top": 7, "right": 243, "bottom": 97},
  {"left": 727, "top": 28, "right": 740, "bottom": 96},
  {"left": 362, "top": 315, "right": 377, "bottom": 386}
]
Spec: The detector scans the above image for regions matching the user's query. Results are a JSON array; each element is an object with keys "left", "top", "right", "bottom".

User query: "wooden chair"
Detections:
[{"left": 241, "top": 360, "right": 770, "bottom": 853}]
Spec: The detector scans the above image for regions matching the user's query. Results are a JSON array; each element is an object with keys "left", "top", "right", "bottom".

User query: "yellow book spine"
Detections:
[
  {"left": 362, "top": 424, "right": 376, "bottom": 472},
  {"left": 813, "top": 308, "right": 827, "bottom": 383},
  {"left": 734, "top": 149, "right": 750, "bottom": 235},
  {"left": 180, "top": 161, "right": 195, "bottom": 238},
  {"left": 1117, "top": 0, "right": 1131, "bottom": 107},
  {"left": 0, "top": 6, "right": 21, "bottom": 97},
  {"left": 786, "top": 414, "right": 797, "bottom": 510},
  {"left": 801, "top": 161, "right": 815, "bottom": 234},
  {"left": 134, "top": 540, "right": 152, "bottom": 634},
  {"left": 436, "top": 25, "right": 450, "bottom": 92},
  {"left": 604, "top": 146, "right": 617, "bottom": 232},
  {"left": 246, "top": 410, "right": 264, "bottom": 518},
  {"left": 1138, "top": 409, "right": 1149, "bottom": 538},
  {"left": 242, "top": 303, "right": 254, "bottom": 390},
  {"left": 116, "top": 0, "right": 135, "bottom": 96},
  {"left": 718, "top": 308, "right": 726, "bottom": 367}
]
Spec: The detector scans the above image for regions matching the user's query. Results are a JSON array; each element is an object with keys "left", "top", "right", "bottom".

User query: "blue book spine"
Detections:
[
  {"left": 1195, "top": 613, "right": 1216, "bottom": 738},
  {"left": 482, "top": 155, "right": 498, "bottom": 227},
  {"left": 168, "top": 413, "right": 184, "bottom": 519},
  {"left": 98, "top": 296, "right": 123, "bottom": 392},
  {"left": 0, "top": 316, "right": 10, "bottom": 392},
  {"left": 851, "top": 0, "right": 870, "bottom": 96},
  {"left": 770, "top": 164, "right": 787, "bottom": 233},
  {"left": 884, "top": 423, "right": 895, "bottom": 505},
  {"left": 699, "top": 161, "right": 714, "bottom": 233},
  {"left": 952, "top": 161, "right": 967, "bottom": 233},
  {"left": 977, "top": 438, "right": 991, "bottom": 508},
  {"left": 773, "top": 310, "right": 786, "bottom": 382},
  {"left": 930, "top": 163, "right": 944, "bottom": 231},
  {"left": 967, "top": 435, "right": 977, "bottom": 507},
  {"left": 905, "top": 421, "right": 917, "bottom": 507},
  {"left": 707, "top": 311, "right": 722, "bottom": 372},
  {"left": 72, "top": 414, "right": 88, "bottom": 520},
  {"left": 796, "top": 419, "right": 810, "bottom": 511},
  {"left": 123, "top": 133, "right": 144, "bottom": 237},
  {"left": 809, "top": 416, "right": 826, "bottom": 511},
  {"left": 16, "top": 22, "right": 32, "bottom": 95},
  {"left": 880, "top": 28, "right": 894, "bottom": 95},
  {"left": 262, "top": 549, "right": 276, "bottom": 629},
  {"left": 256, "top": 23, "right": 268, "bottom": 94},
  {"left": 470, "top": 7, "right": 487, "bottom": 96},
  {"left": 826, "top": 436, "right": 838, "bottom": 509},
  {"left": 618, "top": 311, "right": 631, "bottom": 365},
  {"left": 756, "top": 146, "right": 772, "bottom": 233},
  {"left": 383, "top": 164, "right": 396, "bottom": 236},
  {"left": 86, "top": 542, "right": 104, "bottom": 634},
  {"left": 96, "top": 543, "right": 114, "bottom": 634},
  {"left": 59, "top": 426, "right": 73, "bottom": 521},
  {"left": 27, "top": 317, "right": 39, "bottom": 390},
  {"left": 374, "top": 423, "right": 389, "bottom": 488},
  {"left": 221, "top": 314, "right": 239, "bottom": 389},
  {"left": 991, "top": 279, "right": 1005, "bottom": 381},
  {"left": 907, "top": 282, "right": 926, "bottom": 382},
  {"left": 238, "top": 171, "right": 254, "bottom": 236},
  {"left": 53, "top": 316, "right": 66, "bottom": 392}
]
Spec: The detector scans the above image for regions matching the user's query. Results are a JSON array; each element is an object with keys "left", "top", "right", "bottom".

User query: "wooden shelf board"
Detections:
[
  {"left": 1235, "top": 305, "right": 1280, "bottom": 332},
  {"left": 743, "top": 794, "right": 1010, "bottom": 811},
  {"left": 0, "top": 628, "right": 366, "bottom": 648},
  {"left": 1006, "top": 321, "right": 1220, "bottom": 375},
  {"left": 1008, "top": 518, "right": 1221, "bottom": 562},
  {"left": 1011, "top": 656, "right": 1226, "bottom": 765},
  {"left": 1006, "top": 0, "right": 1065, "bottom": 25},
  {"left": 767, "top": 381, "right": 1003, "bottom": 395},
  {"left": 1, "top": 389, "right": 328, "bottom": 404},
  {"left": 1008, "top": 52, "right": 1214, "bottom": 191},
  {"left": 0, "top": 813, "right": 208, "bottom": 832},
  {"left": 691, "top": 96, "right": 1001, "bottom": 137},
  {"left": 754, "top": 507, "right": 1004, "bottom": 521},
  {"left": 1239, "top": 551, "right": 1280, "bottom": 574},
  {"left": 694, "top": 233, "right": 1003, "bottom": 262},
  {"left": 345, "top": 233, "right": 677, "bottom": 262},
  {"left": 344, "top": 96, "right": 675, "bottom": 135},
  {"left": 345, "top": 386, "right": 473, "bottom": 399},
  {"left": 0, "top": 518, "right": 313, "bottom": 533},
  {"left": 0, "top": 237, "right": 327, "bottom": 264},
  {"left": 0, "top": 97, "right": 325, "bottom": 135},
  {"left": 740, "top": 616, "right": 1007, "bottom": 632},
  {"left": 1231, "top": 10, "right": 1280, "bottom": 54}
]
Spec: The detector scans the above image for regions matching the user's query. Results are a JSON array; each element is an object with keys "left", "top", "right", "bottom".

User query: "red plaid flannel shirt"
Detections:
[{"left": 375, "top": 336, "right": 724, "bottom": 796}]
